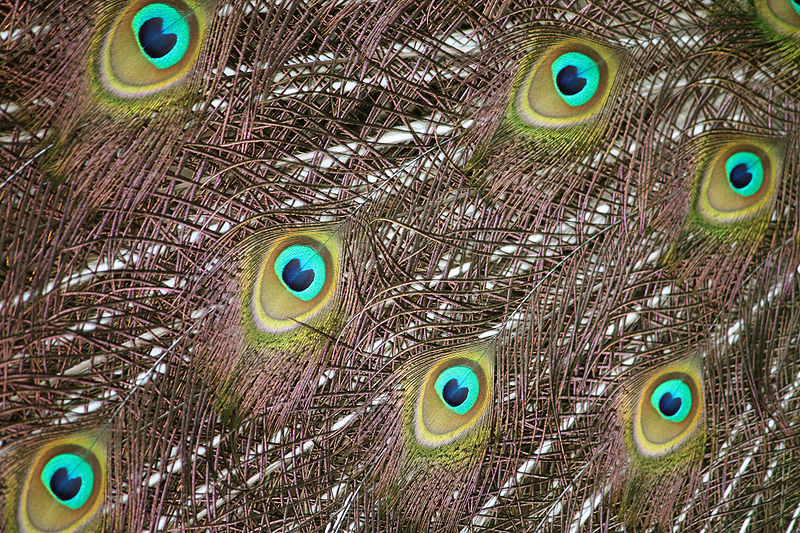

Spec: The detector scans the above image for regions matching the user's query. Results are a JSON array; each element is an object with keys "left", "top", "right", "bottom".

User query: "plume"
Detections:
[{"left": 2, "top": 1, "right": 800, "bottom": 532}]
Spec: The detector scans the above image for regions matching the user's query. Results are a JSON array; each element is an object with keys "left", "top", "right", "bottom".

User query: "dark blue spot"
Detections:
[
  {"left": 555, "top": 65, "right": 587, "bottom": 96},
  {"left": 282, "top": 258, "right": 315, "bottom": 292},
  {"left": 138, "top": 17, "right": 177, "bottom": 59},
  {"left": 659, "top": 392, "right": 682, "bottom": 417},
  {"left": 50, "top": 467, "right": 82, "bottom": 502},
  {"left": 729, "top": 163, "right": 753, "bottom": 189},
  {"left": 442, "top": 378, "right": 469, "bottom": 407}
]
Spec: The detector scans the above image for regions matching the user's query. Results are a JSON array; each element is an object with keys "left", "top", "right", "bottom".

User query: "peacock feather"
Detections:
[{"left": 2, "top": 1, "right": 799, "bottom": 531}]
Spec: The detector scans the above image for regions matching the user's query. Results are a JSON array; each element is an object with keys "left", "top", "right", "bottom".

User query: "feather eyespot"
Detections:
[
  {"left": 273, "top": 245, "right": 327, "bottom": 302},
  {"left": 624, "top": 359, "right": 705, "bottom": 458},
  {"left": 650, "top": 379, "right": 692, "bottom": 423},
  {"left": 434, "top": 365, "right": 481, "bottom": 415},
  {"left": 612, "top": 358, "right": 708, "bottom": 528},
  {"left": 131, "top": 3, "right": 192, "bottom": 69},
  {"left": 512, "top": 37, "right": 623, "bottom": 131},
  {"left": 13, "top": 434, "right": 106, "bottom": 533},
  {"left": 408, "top": 346, "right": 493, "bottom": 449},
  {"left": 40, "top": 454, "right": 96, "bottom": 510},
  {"left": 725, "top": 151, "right": 764, "bottom": 197},
  {"left": 551, "top": 51, "right": 601, "bottom": 107},
  {"left": 693, "top": 134, "right": 784, "bottom": 227},
  {"left": 755, "top": 0, "right": 800, "bottom": 37},
  {"left": 244, "top": 227, "right": 341, "bottom": 340},
  {"left": 94, "top": 0, "right": 210, "bottom": 100}
]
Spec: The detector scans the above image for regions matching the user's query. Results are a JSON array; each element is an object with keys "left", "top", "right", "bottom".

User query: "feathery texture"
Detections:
[{"left": 2, "top": 1, "right": 800, "bottom": 532}]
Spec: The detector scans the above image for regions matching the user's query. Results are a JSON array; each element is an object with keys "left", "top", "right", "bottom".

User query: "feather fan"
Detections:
[{"left": 1, "top": 1, "right": 799, "bottom": 532}]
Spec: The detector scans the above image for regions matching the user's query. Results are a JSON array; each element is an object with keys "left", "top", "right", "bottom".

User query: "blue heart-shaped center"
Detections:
[
  {"left": 556, "top": 65, "right": 587, "bottom": 96},
  {"left": 729, "top": 163, "right": 753, "bottom": 189},
  {"left": 50, "top": 467, "right": 82, "bottom": 502},
  {"left": 138, "top": 17, "right": 178, "bottom": 59},
  {"left": 658, "top": 392, "right": 682, "bottom": 417},
  {"left": 282, "top": 258, "right": 315, "bottom": 292},
  {"left": 442, "top": 378, "right": 469, "bottom": 407}
]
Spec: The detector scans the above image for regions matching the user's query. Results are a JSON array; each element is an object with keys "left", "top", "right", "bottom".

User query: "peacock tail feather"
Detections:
[{"left": 2, "top": 0, "right": 799, "bottom": 531}]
